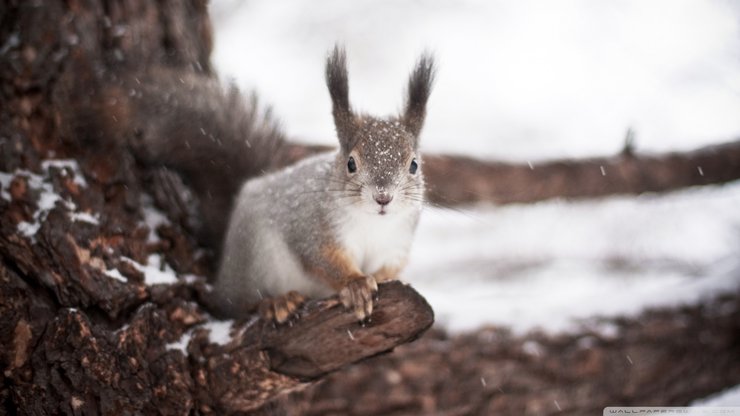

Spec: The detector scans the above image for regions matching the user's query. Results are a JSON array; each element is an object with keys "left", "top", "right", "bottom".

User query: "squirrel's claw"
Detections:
[
  {"left": 258, "top": 291, "right": 306, "bottom": 324},
  {"left": 339, "top": 275, "right": 378, "bottom": 321}
]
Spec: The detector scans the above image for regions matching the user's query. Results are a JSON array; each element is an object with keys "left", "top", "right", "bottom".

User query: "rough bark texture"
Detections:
[{"left": 281, "top": 291, "right": 740, "bottom": 415}]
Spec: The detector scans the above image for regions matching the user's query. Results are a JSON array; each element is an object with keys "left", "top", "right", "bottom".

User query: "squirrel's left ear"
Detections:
[
  {"left": 402, "top": 53, "right": 435, "bottom": 146},
  {"left": 326, "top": 45, "right": 357, "bottom": 153}
]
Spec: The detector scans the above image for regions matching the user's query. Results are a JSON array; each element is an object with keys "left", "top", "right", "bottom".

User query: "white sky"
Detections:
[{"left": 211, "top": 0, "right": 740, "bottom": 160}]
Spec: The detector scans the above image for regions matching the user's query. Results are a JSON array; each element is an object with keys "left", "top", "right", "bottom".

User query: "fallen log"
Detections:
[{"left": 422, "top": 140, "right": 740, "bottom": 205}]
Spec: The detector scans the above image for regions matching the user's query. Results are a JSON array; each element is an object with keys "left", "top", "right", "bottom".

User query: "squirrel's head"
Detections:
[{"left": 325, "top": 46, "right": 435, "bottom": 216}]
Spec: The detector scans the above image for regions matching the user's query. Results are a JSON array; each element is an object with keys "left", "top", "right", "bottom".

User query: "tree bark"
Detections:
[{"left": 2, "top": 250, "right": 431, "bottom": 414}]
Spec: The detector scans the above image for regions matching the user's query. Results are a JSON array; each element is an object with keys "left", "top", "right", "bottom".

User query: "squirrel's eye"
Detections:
[
  {"left": 347, "top": 156, "right": 357, "bottom": 173},
  {"left": 409, "top": 159, "right": 418, "bottom": 174}
]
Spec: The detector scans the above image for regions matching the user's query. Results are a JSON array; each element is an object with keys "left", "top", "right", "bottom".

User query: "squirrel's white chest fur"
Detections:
[{"left": 335, "top": 206, "right": 418, "bottom": 275}]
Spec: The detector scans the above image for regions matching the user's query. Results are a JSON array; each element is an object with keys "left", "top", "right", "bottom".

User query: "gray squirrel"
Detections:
[
  {"left": 71, "top": 46, "right": 434, "bottom": 321},
  {"left": 214, "top": 47, "right": 435, "bottom": 321}
]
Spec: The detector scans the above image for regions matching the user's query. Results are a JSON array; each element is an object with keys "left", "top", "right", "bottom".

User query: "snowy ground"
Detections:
[
  {"left": 693, "top": 384, "right": 740, "bottom": 407},
  {"left": 208, "top": 0, "right": 740, "bottom": 337},
  {"left": 407, "top": 182, "right": 740, "bottom": 333}
]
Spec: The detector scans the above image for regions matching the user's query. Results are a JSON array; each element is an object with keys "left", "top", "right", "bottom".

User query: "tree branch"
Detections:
[
  {"left": 422, "top": 139, "right": 740, "bottom": 205},
  {"left": 262, "top": 281, "right": 433, "bottom": 380}
]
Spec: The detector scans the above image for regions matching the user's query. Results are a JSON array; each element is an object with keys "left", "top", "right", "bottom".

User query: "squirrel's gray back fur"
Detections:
[{"left": 216, "top": 153, "right": 339, "bottom": 312}]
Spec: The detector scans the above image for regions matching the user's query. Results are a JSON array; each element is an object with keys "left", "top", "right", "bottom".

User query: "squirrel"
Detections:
[
  {"left": 64, "top": 46, "right": 434, "bottom": 322},
  {"left": 213, "top": 47, "right": 435, "bottom": 322}
]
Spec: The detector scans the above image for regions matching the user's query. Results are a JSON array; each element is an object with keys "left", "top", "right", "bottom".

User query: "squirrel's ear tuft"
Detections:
[
  {"left": 326, "top": 45, "right": 356, "bottom": 152},
  {"left": 402, "top": 52, "right": 436, "bottom": 144}
]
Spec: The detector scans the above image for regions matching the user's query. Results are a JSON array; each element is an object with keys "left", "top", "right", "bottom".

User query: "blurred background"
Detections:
[
  {"left": 4, "top": 1, "right": 739, "bottom": 412},
  {"left": 208, "top": 0, "right": 740, "bottom": 336}
]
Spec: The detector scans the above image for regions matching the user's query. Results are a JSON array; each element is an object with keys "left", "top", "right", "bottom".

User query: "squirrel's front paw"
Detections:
[
  {"left": 339, "top": 274, "right": 379, "bottom": 321},
  {"left": 258, "top": 291, "right": 306, "bottom": 324}
]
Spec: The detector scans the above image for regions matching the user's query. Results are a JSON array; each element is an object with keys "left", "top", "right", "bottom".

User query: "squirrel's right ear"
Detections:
[
  {"left": 402, "top": 53, "right": 436, "bottom": 144},
  {"left": 326, "top": 45, "right": 356, "bottom": 152}
]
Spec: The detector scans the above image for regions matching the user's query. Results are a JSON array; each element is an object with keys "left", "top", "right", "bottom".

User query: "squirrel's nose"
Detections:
[{"left": 374, "top": 192, "right": 393, "bottom": 206}]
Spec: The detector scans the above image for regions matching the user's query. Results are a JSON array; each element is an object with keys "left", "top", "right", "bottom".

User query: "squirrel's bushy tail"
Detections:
[
  {"left": 61, "top": 67, "right": 285, "bottom": 249},
  {"left": 131, "top": 70, "right": 284, "bottom": 248}
]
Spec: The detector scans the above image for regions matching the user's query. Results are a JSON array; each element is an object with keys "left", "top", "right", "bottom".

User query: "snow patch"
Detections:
[
  {"left": 17, "top": 221, "right": 41, "bottom": 237},
  {"left": 166, "top": 330, "right": 193, "bottom": 353},
  {"left": 166, "top": 320, "right": 238, "bottom": 354},
  {"left": 12, "top": 170, "right": 69, "bottom": 238},
  {"left": 692, "top": 384, "right": 740, "bottom": 406},
  {"left": 69, "top": 211, "right": 100, "bottom": 225},
  {"left": 104, "top": 268, "right": 127, "bottom": 283},
  {"left": 1, "top": 166, "right": 91, "bottom": 238},
  {"left": 203, "top": 320, "right": 235, "bottom": 345},
  {"left": 121, "top": 255, "right": 178, "bottom": 285},
  {"left": 41, "top": 159, "right": 88, "bottom": 187},
  {"left": 140, "top": 194, "right": 170, "bottom": 243}
]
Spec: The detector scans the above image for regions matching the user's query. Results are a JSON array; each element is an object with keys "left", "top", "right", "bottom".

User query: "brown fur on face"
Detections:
[{"left": 347, "top": 117, "right": 416, "bottom": 190}]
